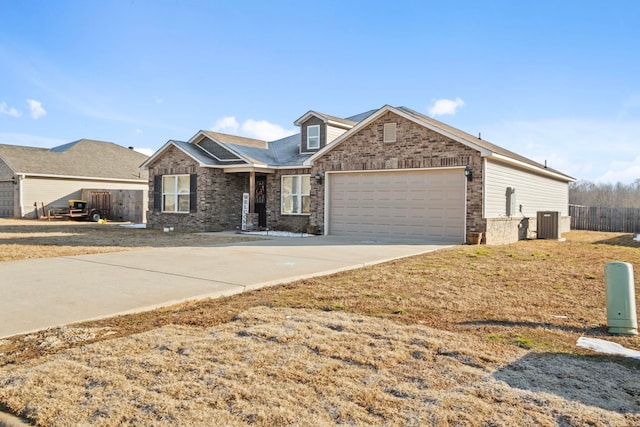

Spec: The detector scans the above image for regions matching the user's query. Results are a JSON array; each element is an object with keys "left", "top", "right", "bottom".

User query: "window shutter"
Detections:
[
  {"left": 190, "top": 174, "right": 197, "bottom": 213},
  {"left": 153, "top": 175, "right": 162, "bottom": 212}
]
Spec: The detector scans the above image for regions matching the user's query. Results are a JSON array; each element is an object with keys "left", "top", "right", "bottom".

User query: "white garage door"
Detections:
[
  {"left": 328, "top": 169, "right": 466, "bottom": 242},
  {"left": 0, "top": 182, "right": 14, "bottom": 217}
]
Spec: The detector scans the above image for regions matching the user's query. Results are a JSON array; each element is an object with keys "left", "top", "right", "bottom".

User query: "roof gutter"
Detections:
[
  {"left": 485, "top": 153, "right": 575, "bottom": 182},
  {"left": 222, "top": 165, "right": 276, "bottom": 174},
  {"left": 18, "top": 173, "right": 147, "bottom": 183},
  {"left": 221, "top": 164, "right": 312, "bottom": 173},
  {"left": 326, "top": 120, "right": 354, "bottom": 130}
]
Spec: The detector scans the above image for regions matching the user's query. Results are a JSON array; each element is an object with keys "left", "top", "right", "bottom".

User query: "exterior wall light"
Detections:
[
  {"left": 464, "top": 166, "right": 473, "bottom": 182},
  {"left": 314, "top": 172, "right": 323, "bottom": 184}
]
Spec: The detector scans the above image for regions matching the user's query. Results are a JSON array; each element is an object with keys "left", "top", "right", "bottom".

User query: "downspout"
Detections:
[
  {"left": 482, "top": 158, "right": 487, "bottom": 219},
  {"left": 323, "top": 172, "right": 329, "bottom": 235},
  {"left": 17, "top": 174, "right": 25, "bottom": 218}
]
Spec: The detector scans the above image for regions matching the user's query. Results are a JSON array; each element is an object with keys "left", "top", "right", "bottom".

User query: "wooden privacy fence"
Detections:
[
  {"left": 81, "top": 189, "right": 145, "bottom": 223},
  {"left": 569, "top": 205, "right": 640, "bottom": 233}
]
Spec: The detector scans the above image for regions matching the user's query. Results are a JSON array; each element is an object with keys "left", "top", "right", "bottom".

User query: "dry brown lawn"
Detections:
[
  {"left": 0, "top": 221, "right": 639, "bottom": 426},
  {"left": 0, "top": 218, "right": 260, "bottom": 262}
]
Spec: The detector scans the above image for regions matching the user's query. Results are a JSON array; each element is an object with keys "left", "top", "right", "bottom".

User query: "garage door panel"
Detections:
[
  {"left": 328, "top": 169, "right": 465, "bottom": 243},
  {"left": 0, "top": 182, "right": 14, "bottom": 217}
]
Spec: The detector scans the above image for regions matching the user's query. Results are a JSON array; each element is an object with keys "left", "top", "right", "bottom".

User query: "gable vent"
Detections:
[{"left": 383, "top": 123, "right": 397, "bottom": 143}]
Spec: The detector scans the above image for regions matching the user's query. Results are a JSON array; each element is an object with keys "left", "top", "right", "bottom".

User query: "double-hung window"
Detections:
[
  {"left": 281, "top": 175, "right": 310, "bottom": 215},
  {"left": 162, "top": 174, "right": 191, "bottom": 213},
  {"left": 307, "top": 125, "right": 320, "bottom": 150}
]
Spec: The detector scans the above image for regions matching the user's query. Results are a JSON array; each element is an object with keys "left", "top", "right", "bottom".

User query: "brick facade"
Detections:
[
  {"left": 146, "top": 108, "right": 570, "bottom": 243},
  {"left": 265, "top": 169, "right": 311, "bottom": 233},
  {"left": 309, "top": 111, "right": 485, "bottom": 238},
  {"left": 147, "top": 146, "right": 310, "bottom": 233},
  {"left": 485, "top": 216, "right": 571, "bottom": 244},
  {"left": 146, "top": 146, "right": 248, "bottom": 231}
]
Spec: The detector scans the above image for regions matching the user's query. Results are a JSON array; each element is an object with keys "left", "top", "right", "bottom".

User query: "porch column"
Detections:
[{"left": 249, "top": 171, "right": 255, "bottom": 213}]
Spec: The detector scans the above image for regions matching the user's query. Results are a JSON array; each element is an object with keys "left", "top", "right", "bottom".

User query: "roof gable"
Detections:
[
  {"left": 294, "top": 110, "right": 356, "bottom": 129},
  {"left": 0, "top": 139, "right": 149, "bottom": 181},
  {"left": 396, "top": 107, "right": 573, "bottom": 180},
  {"left": 196, "top": 137, "right": 242, "bottom": 161},
  {"left": 140, "top": 139, "right": 247, "bottom": 169},
  {"left": 304, "top": 105, "right": 573, "bottom": 182},
  {"left": 198, "top": 131, "right": 268, "bottom": 149}
]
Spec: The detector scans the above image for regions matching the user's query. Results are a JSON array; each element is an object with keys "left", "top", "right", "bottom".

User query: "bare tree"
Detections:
[{"left": 570, "top": 180, "right": 640, "bottom": 208}]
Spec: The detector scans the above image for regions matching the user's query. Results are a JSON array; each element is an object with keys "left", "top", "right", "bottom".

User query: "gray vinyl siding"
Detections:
[
  {"left": 21, "top": 177, "right": 148, "bottom": 218},
  {"left": 326, "top": 125, "right": 347, "bottom": 145},
  {"left": 300, "top": 117, "right": 325, "bottom": 152},
  {"left": 484, "top": 159, "right": 569, "bottom": 218}
]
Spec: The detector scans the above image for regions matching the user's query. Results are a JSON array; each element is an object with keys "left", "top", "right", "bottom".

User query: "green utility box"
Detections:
[{"left": 604, "top": 262, "right": 638, "bottom": 335}]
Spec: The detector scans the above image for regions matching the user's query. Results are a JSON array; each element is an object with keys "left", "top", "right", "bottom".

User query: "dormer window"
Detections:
[{"left": 307, "top": 125, "right": 320, "bottom": 149}]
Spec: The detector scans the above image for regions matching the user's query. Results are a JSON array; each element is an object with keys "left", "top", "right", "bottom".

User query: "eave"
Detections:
[
  {"left": 485, "top": 154, "right": 576, "bottom": 182},
  {"left": 18, "top": 172, "right": 147, "bottom": 183},
  {"left": 294, "top": 111, "right": 355, "bottom": 129}
]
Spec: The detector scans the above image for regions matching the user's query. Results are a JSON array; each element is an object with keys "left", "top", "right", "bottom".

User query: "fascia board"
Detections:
[
  {"left": 486, "top": 154, "right": 576, "bottom": 182},
  {"left": 222, "top": 165, "right": 276, "bottom": 173},
  {"left": 305, "top": 105, "right": 497, "bottom": 166},
  {"left": 21, "top": 173, "right": 146, "bottom": 183},
  {"left": 389, "top": 107, "right": 494, "bottom": 155},
  {"left": 189, "top": 131, "right": 255, "bottom": 164},
  {"left": 295, "top": 111, "right": 354, "bottom": 129},
  {"left": 220, "top": 164, "right": 311, "bottom": 173},
  {"left": 304, "top": 105, "right": 392, "bottom": 165},
  {"left": 294, "top": 111, "right": 323, "bottom": 126},
  {"left": 326, "top": 119, "right": 354, "bottom": 130},
  {"left": 140, "top": 140, "right": 187, "bottom": 169},
  {"left": 186, "top": 131, "right": 208, "bottom": 144}
]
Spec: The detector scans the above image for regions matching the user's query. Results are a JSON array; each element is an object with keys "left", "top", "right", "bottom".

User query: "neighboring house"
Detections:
[
  {"left": 142, "top": 105, "right": 574, "bottom": 244},
  {"left": 0, "top": 139, "right": 149, "bottom": 222}
]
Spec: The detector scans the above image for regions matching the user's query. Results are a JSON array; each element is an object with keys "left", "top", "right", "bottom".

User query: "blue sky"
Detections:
[{"left": 1, "top": 1, "right": 639, "bottom": 183}]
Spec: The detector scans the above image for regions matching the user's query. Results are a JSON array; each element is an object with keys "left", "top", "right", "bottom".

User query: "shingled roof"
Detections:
[
  {"left": 304, "top": 105, "right": 574, "bottom": 182},
  {"left": 0, "top": 139, "right": 148, "bottom": 181},
  {"left": 395, "top": 106, "right": 573, "bottom": 179},
  {"left": 144, "top": 105, "right": 572, "bottom": 183}
]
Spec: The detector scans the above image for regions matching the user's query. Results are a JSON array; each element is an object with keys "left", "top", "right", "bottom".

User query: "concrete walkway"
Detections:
[{"left": 0, "top": 235, "right": 451, "bottom": 338}]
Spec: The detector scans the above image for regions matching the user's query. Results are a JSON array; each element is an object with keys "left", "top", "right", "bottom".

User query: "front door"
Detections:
[{"left": 255, "top": 175, "right": 267, "bottom": 228}]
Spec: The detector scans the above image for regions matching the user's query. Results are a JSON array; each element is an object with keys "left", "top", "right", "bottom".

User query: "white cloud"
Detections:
[
  {"left": 481, "top": 118, "right": 640, "bottom": 184},
  {"left": 211, "top": 116, "right": 295, "bottom": 141},
  {"left": 134, "top": 147, "right": 155, "bottom": 156},
  {"left": 26, "top": 99, "right": 46, "bottom": 119},
  {"left": 135, "top": 128, "right": 143, "bottom": 134},
  {"left": 428, "top": 97, "right": 465, "bottom": 116},
  {"left": 0, "top": 101, "right": 22, "bottom": 117},
  {"left": 240, "top": 119, "right": 295, "bottom": 141},
  {"left": 212, "top": 116, "right": 240, "bottom": 134},
  {"left": 595, "top": 156, "right": 640, "bottom": 184}
]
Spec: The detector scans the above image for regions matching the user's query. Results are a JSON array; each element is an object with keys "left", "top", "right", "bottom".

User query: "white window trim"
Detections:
[
  {"left": 162, "top": 174, "right": 190, "bottom": 213},
  {"left": 307, "top": 125, "right": 320, "bottom": 149},
  {"left": 281, "top": 174, "right": 311, "bottom": 215}
]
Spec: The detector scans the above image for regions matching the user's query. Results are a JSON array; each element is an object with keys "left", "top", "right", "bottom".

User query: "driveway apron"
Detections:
[{"left": 0, "top": 235, "right": 450, "bottom": 338}]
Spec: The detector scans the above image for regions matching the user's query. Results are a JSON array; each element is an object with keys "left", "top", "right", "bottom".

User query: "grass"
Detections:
[
  {"left": 0, "top": 222, "right": 639, "bottom": 426},
  {"left": 0, "top": 218, "right": 260, "bottom": 262}
]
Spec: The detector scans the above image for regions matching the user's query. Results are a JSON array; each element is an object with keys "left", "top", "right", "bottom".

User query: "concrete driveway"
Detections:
[{"left": 0, "top": 234, "right": 451, "bottom": 338}]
